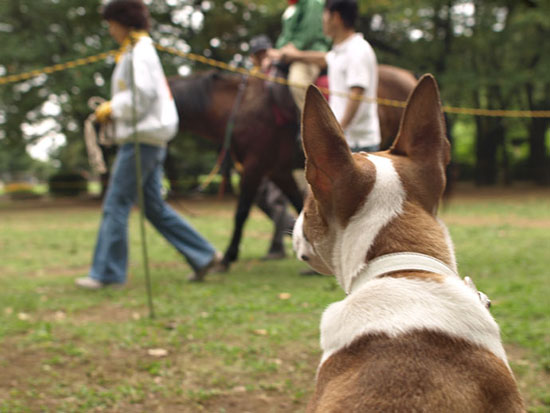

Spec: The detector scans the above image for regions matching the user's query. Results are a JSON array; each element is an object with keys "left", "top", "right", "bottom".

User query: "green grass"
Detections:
[
  {"left": 0, "top": 190, "right": 549, "bottom": 412},
  {"left": 0, "top": 181, "right": 103, "bottom": 197}
]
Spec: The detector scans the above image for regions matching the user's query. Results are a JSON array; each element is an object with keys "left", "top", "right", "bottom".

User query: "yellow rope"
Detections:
[
  {"left": 1, "top": 44, "right": 550, "bottom": 118},
  {"left": 0, "top": 50, "right": 118, "bottom": 85}
]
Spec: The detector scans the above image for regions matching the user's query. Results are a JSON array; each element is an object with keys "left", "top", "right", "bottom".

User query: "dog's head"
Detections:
[{"left": 293, "top": 75, "right": 451, "bottom": 292}]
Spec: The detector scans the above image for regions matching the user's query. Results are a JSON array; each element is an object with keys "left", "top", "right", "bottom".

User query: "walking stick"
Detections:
[{"left": 129, "top": 39, "right": 155, "bottom": 319}]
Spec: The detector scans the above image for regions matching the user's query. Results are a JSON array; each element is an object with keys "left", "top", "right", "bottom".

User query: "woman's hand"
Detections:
[{"left": 95, "top": 101, "right": 112, "bottom": 123}]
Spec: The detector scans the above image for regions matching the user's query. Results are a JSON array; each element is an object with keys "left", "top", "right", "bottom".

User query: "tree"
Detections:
[
  {"left": 1, "top": 0, "right": 549, "bottom": 186},
  {"left": 363, "top": 0, "right": 550, "bottom": 185},
  {"left": 0, "top": 0, "right": 284, "bottom": 180},
  {"left": 510, "top": 1, "right": 550, "bottom": 184},
  {"left": 0, "top": 0, "right": 112, "bottom": 175}
]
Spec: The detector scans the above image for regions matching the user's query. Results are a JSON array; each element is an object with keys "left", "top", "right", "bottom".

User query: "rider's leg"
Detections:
[{"left": 288, "top": 61, "right": 321, "bottom": 114}]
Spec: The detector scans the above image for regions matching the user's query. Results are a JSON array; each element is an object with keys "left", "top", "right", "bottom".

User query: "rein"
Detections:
[
  {"left": 198, "top": 74, "right": 249, "bottom": 194},
  {"left": 222, "top": 74, "right": 249, "bottom": 154}
]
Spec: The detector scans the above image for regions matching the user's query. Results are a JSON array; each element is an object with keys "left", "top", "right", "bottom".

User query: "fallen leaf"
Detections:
[
  {"left": 278, "top": 292, "right": 291, "bottom": 300},
  {"left": 165, "top": 321, "right": 178, "bottom": 330},
  {"left": 54, "top": 311, "right": 66, "bottom": 321},
  {"left": 18, "top": 312, "right": 30, "bottom": 321},
  {"left": 253, "top": 329, "right": 268, "bottom": 336},
  {"left": 232, "top": 386, "right": 247, "bottom": 393},
  {"left": 147, "top": 348, "right": 168, "bottom": 357}
]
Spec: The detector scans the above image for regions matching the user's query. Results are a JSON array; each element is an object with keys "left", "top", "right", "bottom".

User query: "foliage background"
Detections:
[{"left": 0, "top": 0, "right": 549, "bottom": 185}]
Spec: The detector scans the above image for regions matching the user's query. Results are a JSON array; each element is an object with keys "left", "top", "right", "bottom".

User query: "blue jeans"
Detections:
[{"left": 90, "top": 143, "right": 216, "bottom": 284}]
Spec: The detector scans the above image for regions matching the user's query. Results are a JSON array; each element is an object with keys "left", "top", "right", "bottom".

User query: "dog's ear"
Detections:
[
  {"left": 390, "top": 74, "right": 450, "bottom": 167},
  {"left": 301, "top": 85, "right": 354, "bottom": 203}
]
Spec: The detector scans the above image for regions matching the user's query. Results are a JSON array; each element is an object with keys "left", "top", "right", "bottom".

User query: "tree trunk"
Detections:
[
  {"left": 475, "top": 116, "right": 501, "bottom": 185},
  {"left": 525, "top": 83, "right": 550, "bottom": 185},
  {"left": 528, "top": 117, "right": 550, "bottom": 185}
]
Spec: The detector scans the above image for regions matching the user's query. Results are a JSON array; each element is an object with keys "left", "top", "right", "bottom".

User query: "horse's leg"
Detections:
[
  {"left": 269, "top": 170, "right": 304, "bottom": 214},
  {"left": 255, "top": 178, "right": 294, "bottom": 259},
  {"left": 221, "top": 166, "right": 263, "bottom": 269}
]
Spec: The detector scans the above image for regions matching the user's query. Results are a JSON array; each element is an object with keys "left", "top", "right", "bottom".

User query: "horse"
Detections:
[
  {"left": 377, "top": 64, "right": 418, "bottom": 148},
  {"left": 168, "top": 64, "right": 417, "bottom": 270}
]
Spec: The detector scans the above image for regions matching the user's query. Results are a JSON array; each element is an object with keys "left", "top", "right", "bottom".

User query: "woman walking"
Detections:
[{"left": 76, "top": 0, "right": 221, "bottom": 289}]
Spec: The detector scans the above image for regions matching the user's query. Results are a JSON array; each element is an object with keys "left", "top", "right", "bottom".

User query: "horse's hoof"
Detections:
[{"left": 261, "top": 251, "right": 286, "bottom": 261}]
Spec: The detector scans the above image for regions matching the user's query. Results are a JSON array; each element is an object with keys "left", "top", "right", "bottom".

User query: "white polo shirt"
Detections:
[{"left": 326, "top": 33, "right": 380, "bottom": 149}]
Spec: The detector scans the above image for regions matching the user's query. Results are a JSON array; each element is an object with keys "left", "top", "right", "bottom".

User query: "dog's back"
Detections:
[
  {"left": 311, "top": 330, "right": 522, "bottom": 412},
  {"left": 295, "top": 77, "right": 524, "bottom": 412}
]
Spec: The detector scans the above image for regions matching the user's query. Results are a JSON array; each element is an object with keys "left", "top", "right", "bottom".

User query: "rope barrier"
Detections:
[
  {"left": 154, "top": 44, "right": 410, "bottom": 110},
  {"left": 1, "top": 44, "right": 550, "bottom": 118},
  {"left": 0, "top": 50, "right": 118, "bottom": 85}
]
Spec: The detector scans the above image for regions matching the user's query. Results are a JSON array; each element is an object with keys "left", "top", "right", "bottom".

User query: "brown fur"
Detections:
[
  {"left": 367, "top": 202, "right": 453, "bottom": 264},
  {"left": 308, "top": 331, "right": 524, "bottom": 413},
  {"left": 380, "top": 270, "right": 445, "bottom": 283}
]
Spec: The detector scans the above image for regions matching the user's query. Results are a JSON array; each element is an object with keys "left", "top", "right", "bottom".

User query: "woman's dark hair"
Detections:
[
  {"left": 324, "top": 0, "right": 358, "bottom": 29},
  {"left": 102, "top": 0, "right": 151, "bottom": 31}
]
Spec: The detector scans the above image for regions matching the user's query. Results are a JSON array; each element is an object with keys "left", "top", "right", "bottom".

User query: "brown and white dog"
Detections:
[{"left": 293, "top": 76, "right": 524, "bottom": 412}]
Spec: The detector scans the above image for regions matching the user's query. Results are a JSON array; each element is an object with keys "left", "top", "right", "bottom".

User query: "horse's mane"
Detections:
[{"left": 168, "top": 70, "right": 240, "bottom": 116}]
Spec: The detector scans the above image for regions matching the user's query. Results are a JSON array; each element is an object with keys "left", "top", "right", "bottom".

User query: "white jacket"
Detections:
[{"left": 110, "top": 35, "right": 178, "bottom": 146}]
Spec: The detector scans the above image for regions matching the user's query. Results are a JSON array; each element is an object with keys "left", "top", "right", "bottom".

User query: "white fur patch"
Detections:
[
  {"left": 292, "top": 212, "right": 308, "bottom": 258},
  {"left": 437, "top": 217, "right": 458, "bottom": 274},
  {"left": 332, "top": 155, "right": 406, "bottom": 293},
  {"left": 319, "top": 276, "right": 510, "bottom": 368},
  {"left": 293, "top": 211, "right": 333, "bottom": 274}
]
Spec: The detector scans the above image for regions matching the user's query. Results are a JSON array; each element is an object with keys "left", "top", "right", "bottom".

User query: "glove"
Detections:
[{"left": 95, "top": 101, "right": 112, "bottom": 123}]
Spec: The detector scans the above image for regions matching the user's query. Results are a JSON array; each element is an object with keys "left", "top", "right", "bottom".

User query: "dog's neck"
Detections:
[
  {"left": 330, "top": 154, "right": 457, "bottom": 293},
  {"left": 347, "top": 252, "right": 458, "bottom": 295},
  {"left": 331, "top": 155, "right": 406, "bottom": 292}
]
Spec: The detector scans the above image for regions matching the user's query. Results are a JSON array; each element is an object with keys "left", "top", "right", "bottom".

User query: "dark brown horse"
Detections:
[
  {"left": 377, "top": 64, "right": 418, "bottom": 148},
  {"left": 169, "top": 71, "right": 302, "bottom": 270},
  {"left": 168, "top": 65, "right": 416, "bottom": 270}
]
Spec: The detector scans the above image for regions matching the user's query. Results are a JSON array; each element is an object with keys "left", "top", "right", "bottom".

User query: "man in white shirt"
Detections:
[{"left": 274, "top": 0, "right": 381, "bottom": 152}]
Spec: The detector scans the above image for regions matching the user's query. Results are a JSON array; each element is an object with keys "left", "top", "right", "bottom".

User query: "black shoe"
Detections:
[{"left": 188, "top": 251, "right": 223, "bottom": 282}]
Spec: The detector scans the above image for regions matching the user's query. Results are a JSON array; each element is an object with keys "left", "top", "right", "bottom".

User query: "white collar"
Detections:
[{"left": 347, "top": 252, "right": 458, "bottom": 295}]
